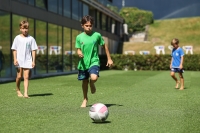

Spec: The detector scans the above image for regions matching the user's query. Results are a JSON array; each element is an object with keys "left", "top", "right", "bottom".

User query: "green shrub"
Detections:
[
  {"left": 119, "top": 7, "right": 154, "bottom": 33},
  {"left": 100, "top": 54, "right": 200, "bottom": 71}
]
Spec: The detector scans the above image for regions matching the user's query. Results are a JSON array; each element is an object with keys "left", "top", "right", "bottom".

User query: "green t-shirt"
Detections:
[{"left": 75, "top": 31, "right": 104, "bottom": 70}]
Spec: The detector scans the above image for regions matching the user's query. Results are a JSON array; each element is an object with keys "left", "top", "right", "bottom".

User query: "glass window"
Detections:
[
  {"left": 63, "top": 0, "right": 71, "bottom": 18},
  {"left": 83, "top": 3, "right": 89, "bottom": 17},
  {"left": 36, "top": 0, "right": 47, "bottom": 10},
  {"left": 58, "top": 0, "right": 63, "bottom": 15},
  {"left": 28, "top": 0, "right": 34, "bottom": 5},
  {"left": 27, "top": 18, "right": 34, "bottom": 37},
  {"left": 35, "top": 20, "right": 47, "bottom": 74},
  {"left": 95, "top": 11, "right": 100, "bottom": 28},
  {"left": 72, "top": 0, "right": 79, "bottom": 20},
  {"left": 48, "top": 0, "right": 58, "bottom": 13},
  {"left": 72, "top": 29, "right": 81, "bottom": 70},
  {"left": 48, "top": 23, "right": 63, "bottom": 73},
  {"left": 63, "top": 27, "right": 71, "bottom": 71},
  {"left": 102, "top": 13, "right": 107, "bottom": 31},
  {"left": 18, "top": 0, "right": 27, "bottom": 3},
  {"left": 0, "top": 11, "right": 10, "bottom": 78},
  {"left": 107, "top": 17, "right": 111, "bottom": 32}
]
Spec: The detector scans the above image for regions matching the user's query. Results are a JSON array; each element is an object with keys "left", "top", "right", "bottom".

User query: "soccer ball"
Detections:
[{"left": 89, "top": 103, "right": 109, "bottom": 122}]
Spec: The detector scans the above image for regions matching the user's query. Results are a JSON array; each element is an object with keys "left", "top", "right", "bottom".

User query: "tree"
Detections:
[{"left": 119, "top": 7, "right": 154, "bottom": 33}]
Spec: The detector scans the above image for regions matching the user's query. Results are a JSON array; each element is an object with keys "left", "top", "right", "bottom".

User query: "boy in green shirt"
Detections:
[{"left": 75, "top": 15, "right": 113, "bottom": 107}]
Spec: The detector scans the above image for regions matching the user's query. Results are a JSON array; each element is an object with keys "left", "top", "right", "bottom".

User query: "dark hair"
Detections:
[
  {"left": 81, "top": 15, "right": 94, "bottom": 25},
  {"left": 19, "top": 20, "right": 29, "bottom": 28},
  {"left": 171, "top": 38, "right": 179, "bottom": 45}
]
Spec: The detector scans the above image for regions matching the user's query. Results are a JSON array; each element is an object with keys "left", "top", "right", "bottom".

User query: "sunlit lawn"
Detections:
[{"left": 1, "top": 70, "right": 200, "bottom": 133}]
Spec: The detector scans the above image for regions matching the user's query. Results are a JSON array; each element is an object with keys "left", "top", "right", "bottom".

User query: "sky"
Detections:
[{"left": 112, "top": 0, "right": 200, "bottom": 19}]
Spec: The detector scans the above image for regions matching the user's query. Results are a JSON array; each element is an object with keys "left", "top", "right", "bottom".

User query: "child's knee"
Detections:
[
  {"left": 23, "top": 75, "right": 29, "bottom": 80},
  {"left": 170, "top": 73, "right": 175, "bottom": 77},
  {"left": 179, "top": 75, "right": 184, "bottom": 79},
  {"left": 90, "top": 74, "right": 98, "bottom": 81},
  {"left": 16, "top": 75, "right": 22, "bottom": 79}
]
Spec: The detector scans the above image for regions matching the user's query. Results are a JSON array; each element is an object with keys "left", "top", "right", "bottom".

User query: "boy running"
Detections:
[{"left": 75, "top": 15, "right": 113, "bottom": 107}]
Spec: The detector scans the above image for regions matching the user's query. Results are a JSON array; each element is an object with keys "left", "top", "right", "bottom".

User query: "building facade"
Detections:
[{"left": 0, "top": 0, "right": 124, "bottom": 82}]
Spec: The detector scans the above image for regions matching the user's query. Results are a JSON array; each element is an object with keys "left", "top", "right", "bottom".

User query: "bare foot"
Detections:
[
  {"left": 17, "top": 90, "right": 23, "bottom": 97},
  {"left": 24, "top": 94, "right": 30, "bottom": 98},
  {"left": 179, "top": 87, "right": 184, "bottom": 90},
  {"left": 175, "top": 81, "right": 180, "bottom": 89},
  {"left": 81, "top": 99, "right": 88, "bottom": 108},
  {"left": 90, "top": 82, "right": 96, "bottom": 94}
]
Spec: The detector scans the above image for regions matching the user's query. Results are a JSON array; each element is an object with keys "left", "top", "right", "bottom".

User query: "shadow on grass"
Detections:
[
  {"left": 92, "top": 121, "right": 111, "bottom": 124},
  {"left": 29, "top": 93, "right": 53, "bottom": 97}
]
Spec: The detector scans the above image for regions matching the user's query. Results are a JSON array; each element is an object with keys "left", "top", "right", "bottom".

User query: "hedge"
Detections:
[{"left": 100, "top": 54, "right": 200, "bottom": 71}]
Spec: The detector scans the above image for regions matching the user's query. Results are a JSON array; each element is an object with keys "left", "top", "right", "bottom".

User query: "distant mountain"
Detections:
[{"left": 112, "top": 0, "right": 200, "bottom": 19}]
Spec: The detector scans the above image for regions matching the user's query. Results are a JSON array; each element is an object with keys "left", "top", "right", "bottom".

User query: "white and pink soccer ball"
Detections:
[{"left": 89, "top": 103, "right": 109, "bottom": 122}]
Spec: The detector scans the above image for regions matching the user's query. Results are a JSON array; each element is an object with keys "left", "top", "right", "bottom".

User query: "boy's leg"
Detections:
[
  {"left": 23, "top": 69, "right": 30, "bottom": 98},
  {"left": 88, "top": 66, "right": 99, "bottom": 94},
  {"left": 90, "top": 74, "right": 98, "bottom": 94},
  {"left": 170, "top": 71, "right": 179, "bottom": 88},
  {"left": 81, "top": 79, "right": 89, "bottom": 107},
  {"left": 16, "top": 68, "right": 23, "bottom": 97},
  {"left": 178, "top": 73, "right": 184, "bottom": 90}
]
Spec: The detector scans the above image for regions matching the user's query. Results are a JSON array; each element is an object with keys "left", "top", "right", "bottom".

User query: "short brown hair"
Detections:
[
  {"left": 81, "top": 15, "right": 94, "bottom": 25},
  {"left": 171, "top": 38, "right": 179, "bottom": 45},
  {"left": 19, "top": 20, "right": 29, "bottom": 29}
]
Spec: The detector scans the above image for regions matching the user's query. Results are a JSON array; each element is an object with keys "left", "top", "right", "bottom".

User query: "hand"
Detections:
[
  {"left": 179, "top": 65, "right": 183, "bottom": 69},
  {"left": 106, "top": 59, "right": 113, "bottom": 67},
  {"left": 77, "top": 50, "right": 84, "bottom": 58},
  {"left": 32, "top": 62, "right": 35, "bottom": 68},
  {"left": 14, "top": 60, "right": 19, "bottom": 66},
  {"left": 170, "top": 64, "right": 172, "bottom": 69}
]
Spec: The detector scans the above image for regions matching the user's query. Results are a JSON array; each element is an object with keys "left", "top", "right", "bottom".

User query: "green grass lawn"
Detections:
[
  {"left": 1, "top": 70, "right": 200, "bottom": 133},
  {"left": 124, "top": 17, "right": 200, "bottom": 55}
]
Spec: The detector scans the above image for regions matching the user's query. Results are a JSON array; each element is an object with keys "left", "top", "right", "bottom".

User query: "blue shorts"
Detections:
[
  {"left": 78, "top": 65, "right": 100, "bottom": 80},
  {"left": 171, "top": 68, "right": 184, "bottom": 73}
]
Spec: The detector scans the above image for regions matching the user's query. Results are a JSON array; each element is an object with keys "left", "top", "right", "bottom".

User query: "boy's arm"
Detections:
[
  {"left": 170, "top": 57, "right": 173, "bottom": 68},
  {"left": 77, "top": 48, "right": 83, "bottom": 58},
  {"left": 12, "top": 50, "right": 18, "bottom": 66},
  {"left": 179, "top": 56, "right": 184, "bottom": 69},
  {"left": 32, "top": 50, "right": 36, "bottom": 68},
  {"left": 102, "top": 44, "right": 113, "bottom": 67}
]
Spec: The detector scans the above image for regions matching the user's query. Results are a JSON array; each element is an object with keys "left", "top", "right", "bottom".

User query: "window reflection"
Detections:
[
  {"left": 18, "top": 0, "right": 27, "bottom": 3},
  {"left": 36, "top": 0, "right": 47, "bottom": 10},
  {"left": 63, "top": 27, "right": 71, "bottom": 71},
  {"left": 72, "top": 29, "right": 81, "bottom": 70},
  {"left": 0, "top": 11, "right": 10, "bottom": 78},
  {"left": 35, "top": 20, "right": 47, "bottom": 74},
  {"left": 28, "top": 0, "right": 34, "bottom": 5},
  {"left": 102, "top": 13, "right": 107, "bottom": 31},
  {"left": 48, "top": 0, "right": 58, "bottom": 13},
  {"left": 83, "top": 3, "right": 89, "bottom": 17},
  {"left": 48, "top": 23, "right": 63, "bottom": 73},
  {"left": 95, "top": 11, "right": 100, "bottom": 28},
  {"left": 72, "top": 0, "right": 79, "bottom": 20},
  {"left": 58, "top": 0, "right": 63, "bottom": 15},
  {"left": 63, "top": 0, "right": 71, "bottom": 18}
]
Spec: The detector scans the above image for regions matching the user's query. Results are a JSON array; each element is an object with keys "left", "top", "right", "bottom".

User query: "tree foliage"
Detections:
[{"left": 119, "top": 7, "right": 154, "bottom": 33}]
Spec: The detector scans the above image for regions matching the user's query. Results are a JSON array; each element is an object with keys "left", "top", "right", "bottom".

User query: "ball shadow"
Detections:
[
  {"left": 87, "top": 103, "right": 123, "bottom": 108},
  {"left": 92, "top": 121, "right": 111, "bottom": 124}
]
